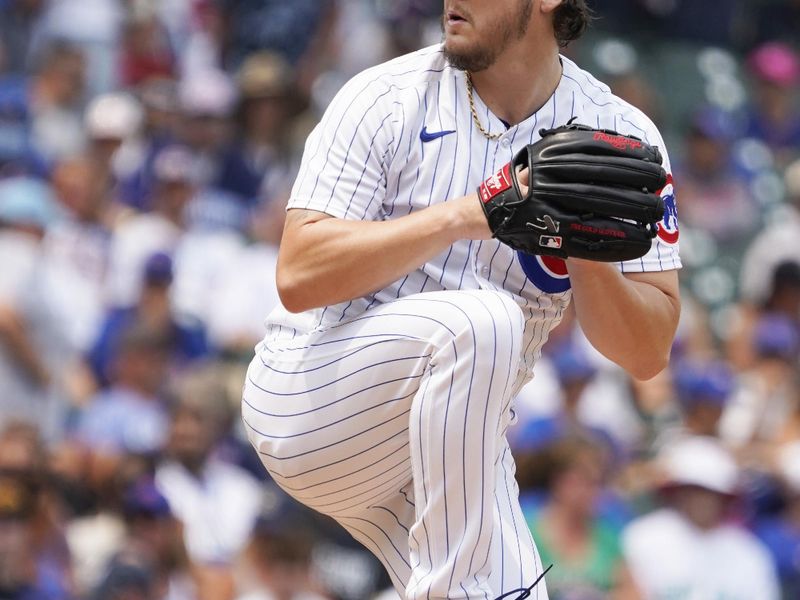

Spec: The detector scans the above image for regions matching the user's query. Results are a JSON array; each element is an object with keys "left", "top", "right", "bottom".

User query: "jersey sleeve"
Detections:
[
  {"left": 287, "top": 72, "right": 399, "bottom": 221},
  {"left": 616, "top": 113, "right": 681, "bottom": 273}
]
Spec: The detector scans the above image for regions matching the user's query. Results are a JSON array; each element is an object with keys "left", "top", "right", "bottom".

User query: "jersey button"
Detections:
[{"left": 500, "top": 138, "right": 511, "bottom": 148}]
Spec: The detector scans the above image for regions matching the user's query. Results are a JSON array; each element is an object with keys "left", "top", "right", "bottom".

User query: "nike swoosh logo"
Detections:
[{"left": 420, "top": 127, "right": 456, "bottom": 142}]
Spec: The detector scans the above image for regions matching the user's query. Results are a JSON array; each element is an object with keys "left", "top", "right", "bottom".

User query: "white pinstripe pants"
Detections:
[{"left": 243, "top": 290, "right": 547, "bottom": 600}]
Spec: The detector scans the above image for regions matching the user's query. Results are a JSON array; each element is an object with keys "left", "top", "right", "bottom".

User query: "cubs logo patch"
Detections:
[
  {"left": 518, "top": 252, "right": 571, "bottom": 294},
  {"left": 656, "top": 175, "right": 679, "bottom": 244}
]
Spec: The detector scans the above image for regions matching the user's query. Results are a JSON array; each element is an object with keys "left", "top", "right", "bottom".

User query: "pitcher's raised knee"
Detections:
[{"left": 422, "top": 290, "right": 524, "bottom": 365}]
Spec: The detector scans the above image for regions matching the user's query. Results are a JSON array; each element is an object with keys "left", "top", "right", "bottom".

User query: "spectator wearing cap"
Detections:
[
  {"left": 155, "top": 366, "right": 262, "bottom": 589},
  {"left": 85, "top": 91, "right": 143, "bottom": 163},
  {"left": 720, "top": 314, "right": 800, "bottom": 461},
  {"left": 0, "top": 176, "right": 75, "bottom": 439},
  {"left": 656, "top": 359, "right": 735, "bottom": 447},
  {"left": 622, "top": 436, "right": 780, "bottom": 599},
  {"left": 83, "top": 92, "right": 144, "bottom": 203},
  {"left": 88, "top": 250, "right": 208, "bottom": 389},
  {"left": 743, "top": 42, "right": 800, "bottom": 165},
  {"left": 177, "top": 68, "right": 263, "bottom": 206},
  {"left": 236, "top": 52, "right": 294, "bottom": 188},
  {"left": 94, "top": 477, "right": 195, "bottom": 600},
  {"left": 675, "top": 105, "right": 759, "bottom": 245}
]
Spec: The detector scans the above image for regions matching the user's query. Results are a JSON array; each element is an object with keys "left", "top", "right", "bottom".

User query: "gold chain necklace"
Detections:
[{"left": 465, "top": 71, "right": 503, "bottom": 141}]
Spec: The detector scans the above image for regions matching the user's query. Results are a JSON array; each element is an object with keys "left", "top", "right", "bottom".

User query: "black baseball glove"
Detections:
[{"left": 478, "top": 122, "right": 667, "bottom": 262}]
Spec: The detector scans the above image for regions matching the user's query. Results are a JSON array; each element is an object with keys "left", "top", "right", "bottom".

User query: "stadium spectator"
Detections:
[
  {"left": 0, "top": 176, "right": 73, "bottom": 439},
  {"left": 108, "top": 142, "right": 251, "bottom": 326},
  {"left": 155, "top": 367, "right": 262, "bottom": 574},
  {"left": 720, "top": 314, "right": 800, "bottom": 465},
  {"left": 93, "top": 477, "right": 194, "bottom": 600},
  {"left": 43, "top": 155, "right": 114, "bottom": 355},
  {"left": 657, "top": 359, "right": 735, "bottom": 446},
  {"left": 88, "top": 251, "right": 209, "bottom": 388},
  {"left": 675, "top": 106, "right": 759, "bottom": 245},
  {"left": 521, "top": 435, "right": 638, "bottom": 600},
  {"left": 27, "top": 40, "right": 87, "bottom": 162},
  {"left": 235, "top": 51, "right": 295, "bottom": 193},
  {"left": 734, "top": 160, "right": 800, "bottom": 367},
  {"left": 84, "top": 91, "right": 144, "bottom": 185},
  {"left": 511, "top": 335, "right": 622, "bottom": 457},
  {"left": 743, "top": 42, "right": 800, "bottom": 166},
  {"left": 234, "top": 486, "right": 327, "bottom": 600},
  {"left": 177, "top": 68, "right": 262, "bottom": 207},
  {"left": 119, "top": 3, "right": 176, "bottom": 88},
  {"left": 115, "top": 78, "right": 180, "bottom": 212},
  {"left": 622, "top": 436, "right": 780, "bottom": 599},
  {"left": 75, "top": 324, "right": 171, "bottom": 469},
  {"left": 35, "top": 0, "right": 123, "bottom": 95},
  {"left": 105, "top": 144, "right": 197, "bottom": 307},
  {"left": 731, "top": 259, "right": 800, "bottom": 369}
]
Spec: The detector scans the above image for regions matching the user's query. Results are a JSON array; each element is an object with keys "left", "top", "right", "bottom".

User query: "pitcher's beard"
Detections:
[
  {"left": 443, "top": 42, "right": 497, "bottom": 72},
  {"left": 442, "top": 0, "right": 533, "bottom": 72}
]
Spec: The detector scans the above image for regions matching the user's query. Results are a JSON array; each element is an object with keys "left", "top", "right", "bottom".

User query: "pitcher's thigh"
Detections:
[
  {"left": 243, "top": 289, "right": 523, "bottom": 506},
  {"left": 243, "top": 330, "right": 430, "bottom": 518}
]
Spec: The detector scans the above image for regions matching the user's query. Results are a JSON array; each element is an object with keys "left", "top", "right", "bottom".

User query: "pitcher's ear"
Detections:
[{"left": 539, "top": 0, "right": 564, "bottom": 15}]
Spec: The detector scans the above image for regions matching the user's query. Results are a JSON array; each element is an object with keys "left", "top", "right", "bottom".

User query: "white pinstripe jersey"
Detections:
[{"left": 264, "top": 44, "right": 681, "bottom": 376}]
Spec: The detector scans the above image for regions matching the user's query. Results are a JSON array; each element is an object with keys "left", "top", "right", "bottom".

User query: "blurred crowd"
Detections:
[{"left": 0, "top": 0, "right": 798, "bottom": 599}]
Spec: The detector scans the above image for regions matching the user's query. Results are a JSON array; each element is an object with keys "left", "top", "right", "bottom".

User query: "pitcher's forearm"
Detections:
[{"left": 277, "top": 195, "right": 490, "bottom": 312}]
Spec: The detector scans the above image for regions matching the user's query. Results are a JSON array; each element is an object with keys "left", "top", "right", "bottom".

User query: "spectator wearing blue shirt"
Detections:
[
  {"left": 78, "top": 323, "right": 172, "bottom": 457},
  {"left": 88, "top": 251, "right": 209, "bottom": 389}
]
